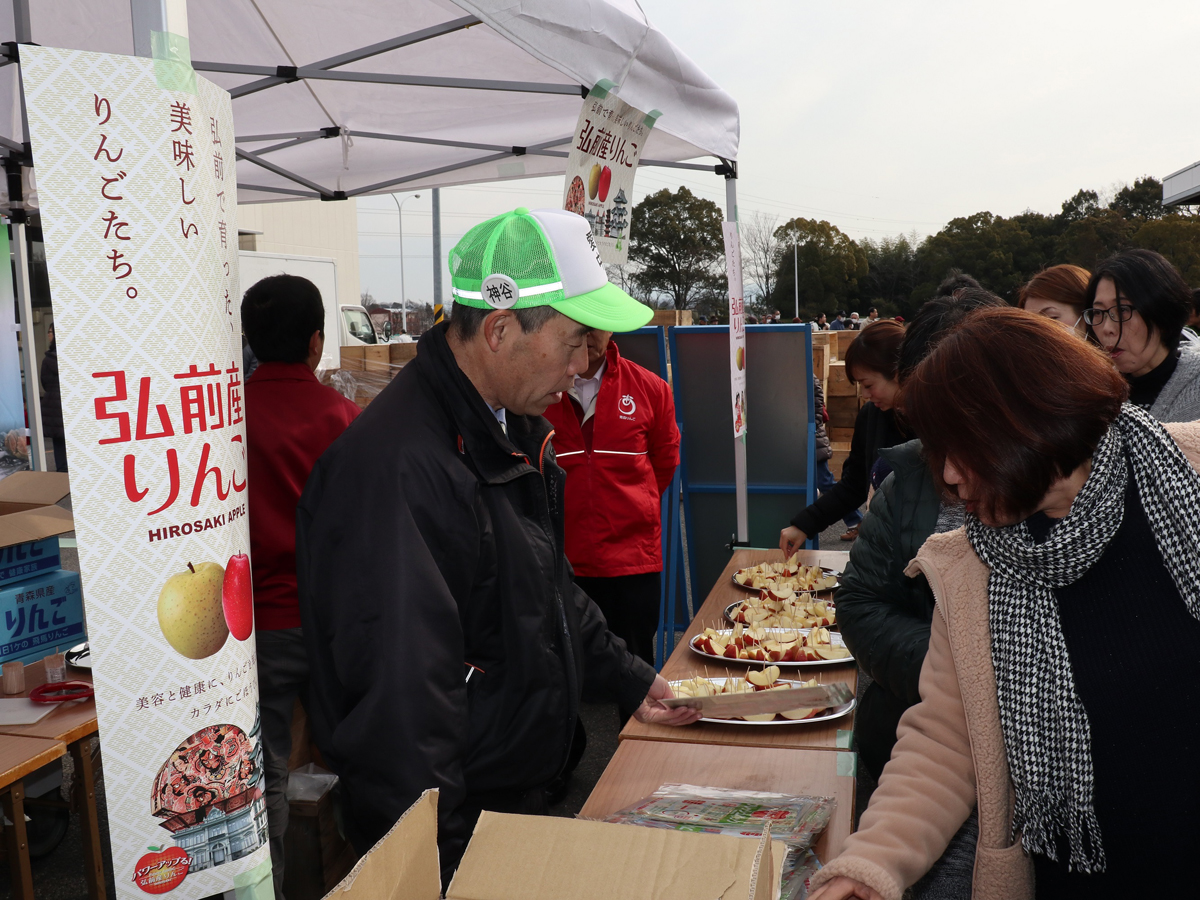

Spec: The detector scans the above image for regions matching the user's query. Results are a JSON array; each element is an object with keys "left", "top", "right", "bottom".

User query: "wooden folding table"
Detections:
[{"left": 0, "top": 734, "right": 67, "bottom": 900}]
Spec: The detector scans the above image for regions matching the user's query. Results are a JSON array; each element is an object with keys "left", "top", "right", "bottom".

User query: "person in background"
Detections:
[
  {"left": 816, "top": 313, "right": 829, "bottom": 330},
  {"left": 811, "top": 379, "right": 860, "bottom": 536},
  {"left": 1084, "top": 248, "right": 1200, "bottom": 422},
  {"left": 543, "top": 328, "right": 679, "bottom": 717},
  {"left": 830, "top": 310, "right": 848, "bottom": 330},
  {"left": 242, "top": 274, "right": 361, "bottom": 900},
  {"left": 849, "top": 312, "right": 862, "bottom": 330},
  {"left": 296, "top": 208, "right": 698, "bottom": 885},
  {"left": 780, "top": 320, "right": 907, "bottom": 552},
  {"left": 698, "top": 315, "right": 709, "bottom": 325},
  {"left": 395, "top": 328, "right": 415, "bottom": 343},
  {"left": 1018, "top": 264, "right": 1089, "bottom": 336},
  {"left": 934, "top": 269, "right": 982, "bottom": 297},
  {"left": 809, "top": 306, "right": 1200, "bottom": 900},
  {"left": 834, "top": 288, "right": 1005, "bottom": 900},
  {"left": 866, "top": 307, "right": 880, "bottom": 325},
  {"left": 40, "top": 324, "right": 66, "bottom": 473}
]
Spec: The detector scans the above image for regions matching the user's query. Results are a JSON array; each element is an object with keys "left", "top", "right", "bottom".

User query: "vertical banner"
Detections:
[
  {"left": 723, "top": 222, "right": 747, "bottom": 438},
  {"left": 562, "top": 84, "right": 657, "bottom": 264},
  {"left": 21, "top": 47, "right": 266, "bottom": 899}
]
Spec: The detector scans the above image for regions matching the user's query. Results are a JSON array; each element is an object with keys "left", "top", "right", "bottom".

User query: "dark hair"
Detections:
[
  {"left": 868, "top": 307, "right": 878, "bottom": 315},
  {"left": 904, "top": 307, "right": 1127, "bottom": 523},
  {"left": 449, "top": 303, "right": 562, "bottom": 340},
  {"left": 817, "top": 313, "right": 827, "bottom": 322},
  {"left": 241, "top": 274, "right": 325, "bottom": 363},
  {"left": 843, "top": 320, "right": 904, "bottom": 382},
  {"left": 1019, "top": 264, "right": 1090, "bottom": 313},
  {"left": 896, "top": 288, "right": 1005, "bottom": 381},
  {"left": 1085, "top": 249, "right": 1192, "bottom": 351},
  {"left": 934, "top": 269, "right": 982, "bottom": 298}
]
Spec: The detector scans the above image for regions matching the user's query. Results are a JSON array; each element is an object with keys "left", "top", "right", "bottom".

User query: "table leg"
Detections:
[
  {"left": 71, "top": 739, "right": 106, "bottom": 900},
  {"left": 2, "top": 780, "right": 33, "bottom": 900}
]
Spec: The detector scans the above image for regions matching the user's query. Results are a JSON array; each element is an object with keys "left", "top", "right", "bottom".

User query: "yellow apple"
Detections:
[{"left": 157, "top": 561, "right": 229, "bottom": 659}]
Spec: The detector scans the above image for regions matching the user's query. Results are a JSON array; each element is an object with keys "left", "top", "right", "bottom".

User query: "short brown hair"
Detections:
[
  {"left": 903, "top": 307, "right": 1127, "bottom": 522},
  {"left": 843, "top": 320, "right": 904, "bottom": 383},
  {"left": 1018, "top": 264, "right": 1090, "bottom": 313}
]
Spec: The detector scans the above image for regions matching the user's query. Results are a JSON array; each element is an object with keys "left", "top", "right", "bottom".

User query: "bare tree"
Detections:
[{"left": 741, "top": 211, "right": 780, "bottom": 305}]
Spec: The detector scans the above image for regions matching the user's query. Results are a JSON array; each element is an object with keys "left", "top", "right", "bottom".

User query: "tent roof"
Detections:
[{"left": 0, "top": 0, "right": 739, "bottom": 204}]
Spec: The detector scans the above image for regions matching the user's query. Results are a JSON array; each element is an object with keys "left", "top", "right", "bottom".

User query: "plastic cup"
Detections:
[{"left": 43, "top": 652, "right": 66, "bottom": 684}]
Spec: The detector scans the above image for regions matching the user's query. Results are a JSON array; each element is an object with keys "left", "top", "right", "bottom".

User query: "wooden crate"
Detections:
[
  {"left": 812, "top": 345, "right": 829, "bottom": 384},
  {"left": 835, "top": 329, "right": 859, "bottom": 359},
  {"left": 650, "top": 309, "right": 693, "bottom": 327},
  {"left": 339, "top": 345, "right": 366, "bottom": 372},
  {"left": 389, "top": 343, "right": 418, "bottom": 367},
  {"left": 363, "top": 345, "right": 391, "bottom": 377},
  {"left": 828, "top": 426, "right": 855, "bottom": 444},
  {"left": 826, "top": 394, "right": 860, "bottom": 429},
  {"left": 811, "top": 330, "right": 832, "bottom": 356},
  {"left": 829, "top": 441, "right": 852, "bottom": 477},
  {"left": 827, "top": 360, "right": 858, "bottom": 397}
]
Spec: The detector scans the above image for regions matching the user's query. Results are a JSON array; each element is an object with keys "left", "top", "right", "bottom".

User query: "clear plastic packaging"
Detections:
[
  {"left": 780, "top": 847, "right": 822, "bottom": 900},
  {"left": 602, "top": 782, "right": 836, "bottom": 851}
]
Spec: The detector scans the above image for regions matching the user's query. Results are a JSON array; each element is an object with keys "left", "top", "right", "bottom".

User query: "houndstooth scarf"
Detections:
[{"left": 966, "top": 404, "right": 1200, "bottom": 873}]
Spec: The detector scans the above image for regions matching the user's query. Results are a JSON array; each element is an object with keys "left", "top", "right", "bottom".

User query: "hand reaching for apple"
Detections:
[
  {"left": 807, "top": 877, "right": 885, "bottom": 900},
  {"left": 780, "top": 525, "right": 807, "bottom": 557},
  {"left": 633, "top": 674, "right": 702, "bottom": 726}
]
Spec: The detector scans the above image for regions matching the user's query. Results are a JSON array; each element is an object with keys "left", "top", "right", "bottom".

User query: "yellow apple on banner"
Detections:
[{"left": 157, "top": 562, "right": 229, "bottom": 659}]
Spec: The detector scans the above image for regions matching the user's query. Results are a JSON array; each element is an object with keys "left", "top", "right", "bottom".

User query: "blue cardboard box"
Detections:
[
  {"left": 0, "top": 536, "right": 60, "bottom": 586},
  {"left": 0, "top": 569, "right": 84, "bottom": 666},
  {"left": 0, "top": 471, "right": 73, "bottom": 589}
]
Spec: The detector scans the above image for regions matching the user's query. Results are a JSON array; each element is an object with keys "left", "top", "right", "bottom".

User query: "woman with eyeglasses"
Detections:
[
  {"left": 808, "top": 307, "right": 1200, "bottom": 900},
  {"left": 1084, "top": 249, "right": 1200, "bottom": 421},
  {"left": 1018, "top": 264, "right": 1089, "bottom": 336}
]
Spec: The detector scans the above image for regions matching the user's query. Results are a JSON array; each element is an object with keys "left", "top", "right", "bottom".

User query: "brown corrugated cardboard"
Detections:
[
  {"left": 323, "top": 789, "right": 441, "bottom": 900},
  {"left": 324, "top": 790, "right": 786, "bottom": 900},
  {"left": 448, "top": 812, "right": 783, "bottom": 900},
  {"left": 0, "top": 471, "right": 69, "bottom": 515}
]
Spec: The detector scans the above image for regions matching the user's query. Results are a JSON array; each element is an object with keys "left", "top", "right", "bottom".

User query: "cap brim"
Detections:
[{"left": 551, "top": 281, "right": 654, "bottom": 332}]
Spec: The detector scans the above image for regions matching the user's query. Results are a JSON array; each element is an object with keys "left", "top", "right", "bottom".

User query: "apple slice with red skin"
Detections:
[{"left": 222, "top": 553, "right": 254, "bottom": 641}]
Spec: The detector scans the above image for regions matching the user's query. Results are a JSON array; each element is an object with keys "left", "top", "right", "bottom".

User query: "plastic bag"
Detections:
[
  {"left": 602, "top": 782, "right": 836, "bottom": 850},
  {"left": 781, "top": 847, "right": 822, "bottom": 900}
]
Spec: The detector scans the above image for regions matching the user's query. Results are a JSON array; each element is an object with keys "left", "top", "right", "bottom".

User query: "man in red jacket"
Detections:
[
  {"left": 243, "top": 274, "right": 360, "bottom": 899},
  {"left": 543, "top": 329, "right": 679, "bottom": 713}
]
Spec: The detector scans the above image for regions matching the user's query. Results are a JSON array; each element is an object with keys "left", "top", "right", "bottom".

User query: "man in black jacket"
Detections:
[{"left": 297, "top": 208, "right": 696, "bottom": 882}]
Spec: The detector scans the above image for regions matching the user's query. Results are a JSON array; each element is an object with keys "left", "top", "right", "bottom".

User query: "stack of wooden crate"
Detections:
[{"left": 810, "top": 328, "right": 861, "bottom": 477}]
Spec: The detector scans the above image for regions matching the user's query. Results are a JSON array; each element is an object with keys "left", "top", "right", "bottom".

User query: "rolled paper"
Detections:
[
  {"left": 2, "top": 661, "right": 24, "bottom": 694},
  {"left": 43, "top": 653, "right": 66, "bottom": 684}
]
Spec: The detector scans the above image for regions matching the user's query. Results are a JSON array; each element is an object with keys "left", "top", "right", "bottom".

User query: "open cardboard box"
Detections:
[
  {"left": 0, "top": 472, "right": 73, "bottom": 586},
  {"left": 323, "top": 790, "right": 786, "bottom": 900}
]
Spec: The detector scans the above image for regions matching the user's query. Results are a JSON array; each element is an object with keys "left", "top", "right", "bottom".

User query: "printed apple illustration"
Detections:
[
  {"left": 157, "top": 562, "right": 229, "bottom": 659},
  {"left": 133, "top": 845, "right": 190, "bottom": 894},
  {"left": 587, "top": 163, "right": 601, "bottom": 200},
  {"left": 597, "top": 165, "right": 612, "bottom": 202},
  {"left": 222, "top": 553, "right": 254, "bottom": 641}
]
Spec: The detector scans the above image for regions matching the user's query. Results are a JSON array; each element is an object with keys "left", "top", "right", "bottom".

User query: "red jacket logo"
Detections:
[{"left": 618, "top": 394, "right": 637, "bottom": 417}]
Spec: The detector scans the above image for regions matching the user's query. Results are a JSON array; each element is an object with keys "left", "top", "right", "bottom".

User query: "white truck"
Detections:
[{"left": 237, "top": 250, "right": 380, "bottom": 372}]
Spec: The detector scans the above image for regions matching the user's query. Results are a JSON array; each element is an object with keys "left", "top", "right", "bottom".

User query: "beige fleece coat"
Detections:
[{"left": 810, "top": 421, "right": 1200, "bottom": 900}]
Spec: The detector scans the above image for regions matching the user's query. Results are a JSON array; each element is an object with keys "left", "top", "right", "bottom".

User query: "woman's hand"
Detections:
[
  {"left": 807, "top": 876, "right": 885, "bottom": 900},
  {"left": 780, "top": 525, "right": 807, "bottom": 557},
  {"left": 633, "top": 674, "right": 702, "bottom": 726}
]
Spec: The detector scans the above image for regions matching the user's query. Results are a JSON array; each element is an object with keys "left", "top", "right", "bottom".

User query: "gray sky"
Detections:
[{"left": 358, "top": 0, "right": 1200, "bottom": 308}]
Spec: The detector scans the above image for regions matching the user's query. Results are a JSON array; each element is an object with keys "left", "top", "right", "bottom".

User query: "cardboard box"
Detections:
[
  {"left": 0, "top": 472, "right": 73, "bottom": 588},
  {"left": 0, "top": 568, "right": 84, "bottom": 665},
  {"left": 324, "top": 790, "right": 784, "bottom": 900}
]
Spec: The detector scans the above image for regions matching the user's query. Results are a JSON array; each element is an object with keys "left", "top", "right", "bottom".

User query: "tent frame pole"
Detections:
[
  {"left": 12, "top": 222, "right": 45, "bottom": 472},
  {"left": 724, "top": 164, "right": 747, "bottom": 543}
]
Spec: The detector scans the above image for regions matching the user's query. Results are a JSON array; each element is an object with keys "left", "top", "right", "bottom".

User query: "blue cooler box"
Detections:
[{"left": 0, "top": 569, "right": 84, "bottom": 666}]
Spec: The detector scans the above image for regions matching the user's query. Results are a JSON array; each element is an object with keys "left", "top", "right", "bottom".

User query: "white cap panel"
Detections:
[{"left": 529, "top": 208, "right": 608, "bottom": 299}]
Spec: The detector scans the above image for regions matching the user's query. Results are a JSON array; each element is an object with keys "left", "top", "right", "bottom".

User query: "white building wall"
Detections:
[{"left": 235, "top": 199, "right": 362, "bottom": 309}]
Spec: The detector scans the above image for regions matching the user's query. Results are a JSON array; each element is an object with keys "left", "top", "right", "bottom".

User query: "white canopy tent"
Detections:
[{"left": 0, "top": 0, "right": 747, "bottom": 537}]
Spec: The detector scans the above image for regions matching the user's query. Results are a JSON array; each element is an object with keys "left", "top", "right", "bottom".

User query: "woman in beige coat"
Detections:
[{"left": 810, "top": 307, "right": 1200, "bottom": 900}]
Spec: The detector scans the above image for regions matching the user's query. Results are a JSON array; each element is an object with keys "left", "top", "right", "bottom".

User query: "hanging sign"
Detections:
[
  {"left": 21, "top": 46, "right": 268, "bottom": 900},
  {"left": 562, "top": 83, "right": 658, "bottom": 264},
  {"left": 723, "top": 222, "right": 747, "bottom": 438}
]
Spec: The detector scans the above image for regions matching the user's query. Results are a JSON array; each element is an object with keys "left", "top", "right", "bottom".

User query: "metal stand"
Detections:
[{"left": 12, "top": 223, "right": 45, "bottom": 472}]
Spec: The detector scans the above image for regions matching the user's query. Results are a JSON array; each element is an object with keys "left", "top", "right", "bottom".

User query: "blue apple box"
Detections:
[{"left": 0, "top": 569, "right": 84, "bottom": 666}]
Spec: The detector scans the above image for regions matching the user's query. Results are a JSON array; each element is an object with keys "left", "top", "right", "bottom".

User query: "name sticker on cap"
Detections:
[{"left": 481, "top": 274, "right": 520, "bottom": 309}]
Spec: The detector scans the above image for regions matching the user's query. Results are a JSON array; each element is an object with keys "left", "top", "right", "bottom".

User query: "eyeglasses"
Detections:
[{"left": 1082, "top": 304, "right": 1135, "bottom": 326}]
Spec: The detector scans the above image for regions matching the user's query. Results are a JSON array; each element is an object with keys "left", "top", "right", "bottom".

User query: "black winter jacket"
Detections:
[
  {"left": 813, "top": 380, "right": 832, "bottom": 464},
  {"left": 835, "top": 439, "right": 939, "bottom": 779},
  {"left": 296, "top": 324, "right": 654, "bottom": 875},
  {"left": 790, "top": 402, "right": 905, "bottom": 537},
  {"left": 40, "top": 341, "right": 63, "bottom": 438}
]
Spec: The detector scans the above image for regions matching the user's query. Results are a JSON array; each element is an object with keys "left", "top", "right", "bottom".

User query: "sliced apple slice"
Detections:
[
  {"left": 746, "top": 667, "right": 774, "bottom": 687},
  {"left": 815, "top": 644, "right": 852, "bottom": 660}
]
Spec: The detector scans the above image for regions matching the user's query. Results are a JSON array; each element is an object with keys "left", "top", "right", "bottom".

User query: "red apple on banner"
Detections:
[
  {"left": 222, "top": 553, "right": 254, "bottom": 641},
  {"left": 597, "top": 165, "right": 612, "bottom": 202},
  {"left": 133, "top": 845, "right": 190, "bottom": 894}
]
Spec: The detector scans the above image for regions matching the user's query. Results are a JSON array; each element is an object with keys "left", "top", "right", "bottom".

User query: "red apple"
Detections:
[
  {"left": 133, "top": 845, "right": 190, "bottom": 894},
  {"left": 597, "top": 165, "right": 612, "bottom": 202},
  {"left": 222, "top": 553, "right": 254, "bottom": 641}
]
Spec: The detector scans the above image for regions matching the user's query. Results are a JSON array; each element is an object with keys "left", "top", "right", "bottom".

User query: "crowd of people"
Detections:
[{"left": 237, "top": 203, "right": 1200, "bottom": 900}]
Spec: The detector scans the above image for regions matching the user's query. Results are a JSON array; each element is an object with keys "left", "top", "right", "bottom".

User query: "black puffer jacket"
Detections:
[
  {"left": 813, "top": 379, "right": 832, "bottom": 463},
  {"left": 297, "top": 324, "right": 654, "bottom": 875},
  {"left": 835, "top": 439, "right": 939, "bottom": 779},
  {"left": 790, "top": 402, "right": 906, "bottom": 537}
]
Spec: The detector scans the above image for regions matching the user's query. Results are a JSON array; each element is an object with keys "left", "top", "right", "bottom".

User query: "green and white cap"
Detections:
[{"left": 449, "top": 207, "right": 653, "bottom": 332}]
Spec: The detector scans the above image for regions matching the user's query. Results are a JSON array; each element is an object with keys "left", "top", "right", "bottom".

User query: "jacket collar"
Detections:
[
  {"left": 247, "top": 361, "right": 319, "bottom": 384},
  {"left": 414, "top": 324, "right": 554, "bottom": 484}
]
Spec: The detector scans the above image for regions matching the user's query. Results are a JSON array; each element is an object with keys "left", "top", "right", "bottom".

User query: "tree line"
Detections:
[{"left": 623, "top": 177, "right": 1200, "bottom": 320}]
